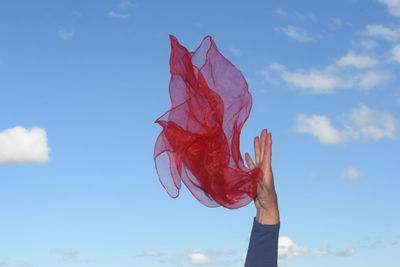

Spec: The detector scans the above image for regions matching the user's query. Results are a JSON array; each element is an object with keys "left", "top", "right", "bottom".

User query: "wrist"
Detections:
[{"left": 256, "top": 207, "right": 280, "bottom": 225}]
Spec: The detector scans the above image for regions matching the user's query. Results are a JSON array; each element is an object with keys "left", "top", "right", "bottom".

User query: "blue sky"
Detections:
[{"left": 0, "top": 0, "right": 399, "bottom": 266}]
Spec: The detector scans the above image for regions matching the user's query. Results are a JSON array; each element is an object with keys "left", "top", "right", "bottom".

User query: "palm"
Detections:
[{"left": 245, "top": 129, "right": 278, "bottom": 212}]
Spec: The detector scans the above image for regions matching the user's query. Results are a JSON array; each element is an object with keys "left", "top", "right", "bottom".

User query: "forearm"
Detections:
[{"left": 256, "top": 207, "right": 280, "bottom": 225}]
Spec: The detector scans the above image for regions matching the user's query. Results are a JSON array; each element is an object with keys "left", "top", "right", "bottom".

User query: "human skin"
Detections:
[{"left": 245, "top": 129, "right": 280, "bottom": 225}]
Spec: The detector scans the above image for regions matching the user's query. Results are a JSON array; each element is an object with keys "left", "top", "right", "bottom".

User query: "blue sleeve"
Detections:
[{"left": 244, "top": 217, "right": 280, "bottom": 267}]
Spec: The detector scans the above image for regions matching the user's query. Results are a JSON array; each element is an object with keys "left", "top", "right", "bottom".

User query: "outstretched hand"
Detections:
[{"left": 245, "top": 129, "right": 280, "bottom": 225}]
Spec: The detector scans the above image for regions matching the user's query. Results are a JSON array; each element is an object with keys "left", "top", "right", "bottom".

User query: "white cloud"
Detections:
[
  {"left": 229, "top": 47, "right": 242, "bottom": 56},
  {"left": 275, "top": 25, "right": 314, "bottom": 42},
  {"left": 342, "top": 104, "right": 398, "bottom": 141},
  {"left": 258, "top": 59, "right": 391, "bottom": 94},
  {"left": 360, "top": 39, "right": 378, "bottom": 49},
  {"left": 0, "top": 126, "right": 51, "bottom": 165},
  {"left": 245, "top": 232, "right": 251, "bottom": 240},
  {"left": 278, "top": 236, "right": 308, "bottom": 259},
  {"left": 186, "top": 251, "right": 215, "bottom": 265},
  {"left": 108, "top": 11, "right": 129, "bottom": 19},
  {"left": 342, "top": 167, "right": 363, "bottom": 180},
  {"left": 392, "top": 44, "right": 400, "bottom": 62},
  {"left": 241, "top": 252, "right": 247, "bottom": 263},
  {"left": 295, "top": 114, "right": 345, "bottom": 144},
  {"left": 281, "top": 69, "right": 343, "bottom": 93},
  {"left": 117, "top": 0, "right": 135, "bottom": 9},
  {"left": 295, "top": 105, "right": 398, "bottom": 145},
  {"left": 364, "top": 24, "right": 400, "bottom": 41},
  {"left": 336, "top": 52, "right": 378, "bottom": 68},
  {"left": 354, "top": 70, "right": 391, "bottom": 89},
  {"left": 184, "top": 249, "right": 233, "bottom": 265},
  {"left": 311, "top": 249, "right": 328, "bottom": 257},
  {"left": 159, "top": 248, "right": 235, "bottom": 266},
  {"left": 354, "top": 70, "right": 389, "bottom": 90},
  {"left": 57, "top": 29, "right": 74, "bottom": 40},
  {"left": 377, "top": 0, "right": 400, "bottom": 16},
  {"left": 139, "top": 250, "right": 164, "bottom": 257},
  {"left": 332, "top": 247, "right": 357, "bottom": 256}
]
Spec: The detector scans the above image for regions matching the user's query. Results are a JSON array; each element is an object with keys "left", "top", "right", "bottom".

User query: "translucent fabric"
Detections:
[{"left": 153, "top": 35, "right": 263, "bottom": 209}]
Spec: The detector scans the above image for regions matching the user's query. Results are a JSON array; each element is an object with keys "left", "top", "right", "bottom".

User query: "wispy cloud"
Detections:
[
  {"left": 0, "top": 259, "right": 12, "bottom": 265},
  {"left": 332, "top": 247, "right": 357, "bottom": 256},
  {"left": 363, "top": 24, "right": 400, "bottom": 41},
  {"left": 108, "top": 11, "right": 129, "bottom": 19},
  {"left": 275, "top": 25, "right": 315, "bottom": 42},
  {"left": 258, "top": 47, "right": 392, "bottom": 95},
  {"left": 360, "top": 234, "right": 400, "bottom": 248},
  {"left": 54, "top": 249, "right": 80, "bottom": 261},
  {"left": 275, "top": 8, "right": 287, "bottom": 16},
  {"left": 57, "top": 28, "right": 74, "bottom": 40},
  {"left": 294, "top": 105, "right": 398, "bottom": 145},
  {"left": 329, "top": 17, "right": 352, "bottom": 30},
  {"left": 52, "top": 248, "right": 94, "bottom": 264},
  {"left": 15, "top": 261, "right": 30, "bottom": 267},
  {"left": 117, "top": 0, "right": 135, "bottom": 9},
  {"left": 72, "top": 10, "right": 82, "bottom": 17},
  {"left": 359, "top": 39, "right": 378, "bottom": 49},
  {"left": 377, "top": 0, "right": 400, "bottom": 16},
  {"left": 138, "top": 250, "right": 164, "bottom": 257},
  {"left": 392, "top": 44, "right": 400, "bottom": 62},
  {"left": 274, "top": 8, "right": 317, "bottom": 22},
  {"left": 0, "top": 260, "right": 30, "bottom": 267},
  {"left": 342, "top": 167, "right": 363, "bottom": 180},
  {"left": 311, "top": 247, "right": 356, "bottom": 257},
  {"left": 108, "top": 1, "right": 135, "bottom": 19},
  {"left": 0, "top": 126, "right": 51, "bottom": 165},
  {"left": 229, "top": 47, "right": 242, "bottom": 56},
  {"left": 311, "top": 249, "right": 329, "bottom": 257}
]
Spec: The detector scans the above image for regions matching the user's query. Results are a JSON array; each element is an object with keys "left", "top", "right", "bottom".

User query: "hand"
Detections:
[{"left": 245, "top": 129, "right": 280, "bottom": 225}]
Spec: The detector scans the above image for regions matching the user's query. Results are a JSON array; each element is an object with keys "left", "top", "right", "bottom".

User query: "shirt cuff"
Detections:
[{"left": 253, "top": 217, "right": 280, "bottom": 230}]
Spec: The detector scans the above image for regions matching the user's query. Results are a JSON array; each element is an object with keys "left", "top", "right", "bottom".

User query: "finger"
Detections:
[
  {"left": 262, "top": 133, "right": 272, "bottom": 170},
  {"left": 254, "top": 136, "right": 260, "bottom": 164},
  {"left": 245, "top": 152, "right": 256, "bottom": 170},
  {"left": 260, "top": 129, "right": 267, "bottom": 164},
  {"left": 268, "top": 133, "right": 272, "bottom": 166}
]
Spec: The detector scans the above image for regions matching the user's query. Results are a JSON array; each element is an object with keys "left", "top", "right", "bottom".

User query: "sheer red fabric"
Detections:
[{"left": 154, "top": 35, "right": 263, "bottom": 209}]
